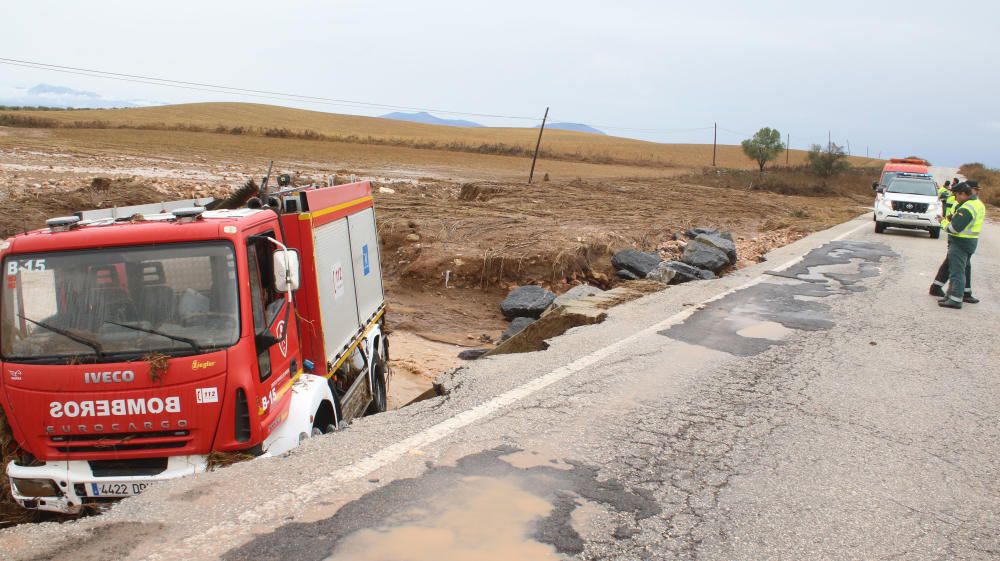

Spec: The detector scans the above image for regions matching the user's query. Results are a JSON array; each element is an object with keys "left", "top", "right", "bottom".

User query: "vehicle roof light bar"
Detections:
[
  {"left": 172, "top": 207, "right": 206, "bottom": 223},
  {"left": 45, "top": 216, "right": 81, "bottom": 232}
]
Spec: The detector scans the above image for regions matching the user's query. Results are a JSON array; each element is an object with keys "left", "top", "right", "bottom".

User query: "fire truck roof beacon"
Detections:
[
  {"left": 171, "top": 206, "right": 206, "bottom": 223},
  {"left": 45, "top": 216, "right": 81, "bottom": 232}
]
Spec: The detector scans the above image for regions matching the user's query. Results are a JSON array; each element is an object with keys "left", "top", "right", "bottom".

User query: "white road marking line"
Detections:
[{"left": 149, "top": 218, "right": 871, "bottom": 559}]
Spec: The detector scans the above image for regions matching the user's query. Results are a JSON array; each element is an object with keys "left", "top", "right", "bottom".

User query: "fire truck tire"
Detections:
[{"left": 366, "top": 354, "right": 388, "bottom": 415}]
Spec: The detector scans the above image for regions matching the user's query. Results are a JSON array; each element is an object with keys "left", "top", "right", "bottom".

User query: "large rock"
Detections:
[
  {"left": 696, "top": 232, "right": 737, "bottom": 265},
  {"left": 646, "top": 262, "right": 677, "bottom": 284},
  {"left": 682, "top": 238, "right": 730, "bottom": 272},
  {"left": 616, "top": 269, "right": 640, "bottom": 281},
  {"left": 684, "top": 226, "right": 719, "bottom": 238},
  {"left": 500, "top": 285, "right": 556, "bottom": 320},
  {"left": 458, "top": 348, "right": 490, "bottom": 360},
  {"left": 500, "top": 317, "right": 536, "bottom": 342},
  {"left": 685, "top": 226, "right": 734, "bottom": 239},
  {"left": 553, "top": 284, "right": 604, "bottom": 307},
  {"left": 658, "top": 261, "right": 715, "bottom": 284},
  {"left": 611, "top": 249, "right": 661, "bottom": 278}
]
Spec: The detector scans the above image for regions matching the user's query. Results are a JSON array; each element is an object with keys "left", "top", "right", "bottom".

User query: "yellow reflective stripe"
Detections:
[
  {"left": 297, "top": 196, "right": 373, "bottom": 221},
  {"left": 325, "top": 308, "right": 386, "bottom": 379},
  {"left": 258, "top": 369, "right": 304, "bottom": 416}
]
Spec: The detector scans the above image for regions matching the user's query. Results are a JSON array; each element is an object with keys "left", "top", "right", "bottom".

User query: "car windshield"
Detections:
[
  {"left": 879, "top": 171, "right": 898, "bottom": 186},
  {"left": 886, "top": 179, "right": 937, "bottom": 196},
  {"left": 2, "top": 242, "right": 239, "bottom": 363}
]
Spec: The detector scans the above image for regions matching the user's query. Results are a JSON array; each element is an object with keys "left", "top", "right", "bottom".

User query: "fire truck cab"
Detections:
[{"left": 0, "top": 180, "right": 388, "bottom": 513}]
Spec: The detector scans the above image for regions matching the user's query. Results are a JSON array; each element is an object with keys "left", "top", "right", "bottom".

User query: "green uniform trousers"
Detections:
[{"left": 947, "top": 236, "right": 978, "bottom": 303}]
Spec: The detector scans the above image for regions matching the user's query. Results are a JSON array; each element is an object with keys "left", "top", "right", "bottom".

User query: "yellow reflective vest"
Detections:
[
  {"left": 941, "top": 195, "right": 957, "bottom": 228},
  {"left": 948, "top": 198, "right": 986, "bottom": 239}
]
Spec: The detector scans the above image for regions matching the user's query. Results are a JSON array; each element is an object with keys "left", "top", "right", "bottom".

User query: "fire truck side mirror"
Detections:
[{"left": 273, "top": 249, "right": 300, "bottom": 293}]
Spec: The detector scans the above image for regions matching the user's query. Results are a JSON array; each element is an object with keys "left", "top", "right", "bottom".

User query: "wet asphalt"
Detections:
[{"left": 2, "top": 217, "right": 998, "bottom": 561}]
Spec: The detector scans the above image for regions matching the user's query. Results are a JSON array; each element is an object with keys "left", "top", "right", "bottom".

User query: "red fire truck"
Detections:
[{"left": 0, "top": 178, "right": 389, "bottom": 513}]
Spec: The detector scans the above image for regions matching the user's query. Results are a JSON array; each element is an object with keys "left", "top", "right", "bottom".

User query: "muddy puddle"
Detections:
[
  {"left": 223, "top": 446, "right": 660, "bottom": 561},
  {"left": 326, "top": 476, "right": 559, "bottom": 561}
]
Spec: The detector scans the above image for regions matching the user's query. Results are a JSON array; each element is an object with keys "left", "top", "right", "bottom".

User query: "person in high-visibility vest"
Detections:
[
  {"left": 938, "top": 180, "right": 951, "bottom": 202},
  {"left": 929, "top": 184, "right": 964, "bottom": 296},
  {"left": 938, "top": 181, "right": 986, "bottom": 309}
]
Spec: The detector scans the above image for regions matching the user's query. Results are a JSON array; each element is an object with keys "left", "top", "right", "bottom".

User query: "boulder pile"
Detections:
[{"left": 612, "top": 226, "right": 736, "bottom": 285}]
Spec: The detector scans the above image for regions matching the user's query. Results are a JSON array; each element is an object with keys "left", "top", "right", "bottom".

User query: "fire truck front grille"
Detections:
[
  {"left": 56, "top": 441, "right": 188, "bottom": 453},
  {"left": 50, "top": 430, "right": 191, "bottom": 454},
  {"left": 891, "top": 201, "right": 929, "bottom": 213},
  {"left": 88, "top": 457, "right": 169, "bottom": 477}
]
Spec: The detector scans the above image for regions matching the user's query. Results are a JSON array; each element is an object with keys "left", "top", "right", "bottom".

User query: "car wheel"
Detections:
[
  {"left": 875, "top": 222, "right": 885, "bottom": 234},
  {"left": 929, "top": 227, "right": 941, "bottom": 239}
]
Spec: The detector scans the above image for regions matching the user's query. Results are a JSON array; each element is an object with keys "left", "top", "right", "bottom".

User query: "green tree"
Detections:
[
  {"left": 741, "top": 127, "right": 785, "bottom": 173},
  {"left": 807, "top": 143, "right": 851, "bottom": 177}
]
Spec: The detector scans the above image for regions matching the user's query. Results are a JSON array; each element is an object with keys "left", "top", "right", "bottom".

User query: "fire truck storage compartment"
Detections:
[{"left": 311, "top": 206, "right": 384, "bottom": 364}]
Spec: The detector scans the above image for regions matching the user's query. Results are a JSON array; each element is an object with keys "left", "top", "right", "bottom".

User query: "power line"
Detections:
[
  {"left": 1, "top": 57, "right": 881, "bottom": 154},
  {"left": 0, "top": 57, "right": 542, "bottom": 121},
  {"left": 1, "top": 56, "right": 722, "bottom": 135}
]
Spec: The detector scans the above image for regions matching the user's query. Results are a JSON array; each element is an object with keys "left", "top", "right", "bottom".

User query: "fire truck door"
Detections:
[{"left": 246, "top": 232, "right": 298, "bottom": 420}]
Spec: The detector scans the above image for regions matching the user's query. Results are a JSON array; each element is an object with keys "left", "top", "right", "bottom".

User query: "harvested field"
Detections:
[{"left": 0, "top": 103, "right": 880, "bottom": 170}]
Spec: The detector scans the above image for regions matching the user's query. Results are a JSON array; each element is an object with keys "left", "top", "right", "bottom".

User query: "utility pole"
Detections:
[
  {"left": 528, "top": 106, "right": 549, "bottom": 184},
  {"left": 712, "top": 122, "right": 717, "bottom": 167},
  {"left": 827, "top": 130, "right": 831, "bottom": 152},
  {"left": 786, "top": 133, "right": 790, "bottom": 166},
  {"left": 847, "top": 139, "right": 851, "bottom": 156}
]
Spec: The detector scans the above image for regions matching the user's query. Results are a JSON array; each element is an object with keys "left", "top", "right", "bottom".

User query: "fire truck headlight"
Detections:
[{"left": 11, "top": 477, "right": 61, "bottom": 497}]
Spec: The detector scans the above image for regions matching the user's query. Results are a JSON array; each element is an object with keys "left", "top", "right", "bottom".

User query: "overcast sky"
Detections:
[{"left": 3, "top": 0, "right": 998, "bottom": 166}]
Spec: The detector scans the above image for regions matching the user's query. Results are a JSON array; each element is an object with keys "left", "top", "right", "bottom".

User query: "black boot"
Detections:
[
  {"left": 929, "top": 284, "right": 946, "bottom": 297},
  {"left": 938, "top": 299, "right": 963, "bottom": 309},
  {"left": 963, "top": 295, "right": 980, "bottom": 304}
]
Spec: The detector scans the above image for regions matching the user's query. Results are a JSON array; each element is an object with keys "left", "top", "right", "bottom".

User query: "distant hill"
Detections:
[
  {"left": 539, "top": 122, "right": 606, "bottom": 135},
  {"left": 380, "top": 111, "right": 484, "bottom": 128}
]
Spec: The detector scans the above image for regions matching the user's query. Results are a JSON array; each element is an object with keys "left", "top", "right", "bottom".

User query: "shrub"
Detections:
[
  {"left": 959, "top": 163, "right": 1000, "bottom": 206},
  {"left": 807, "top": 143, "right": 851, "bottom": 177}
]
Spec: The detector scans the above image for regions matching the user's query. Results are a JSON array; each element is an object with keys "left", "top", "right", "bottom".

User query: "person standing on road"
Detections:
[
  {"left": 938, "top": 182, "right": 986, "bottom": 309},
  {"left": 939, "top": 180, "right": 956, "bottom": 220},
  {"left": 930, "top": 183, "right": 964, "bottom": 296},
  {"left": 939, "top": 180, "right": 951, "bottom": 202}
]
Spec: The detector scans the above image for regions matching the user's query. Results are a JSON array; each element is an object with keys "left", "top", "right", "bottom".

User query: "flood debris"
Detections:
[
  {"left": 144, "top": 352, "right": 170, "bottom": 383},
  {"left": 206, "top": 450, "right": 256, "bottom": 471}
]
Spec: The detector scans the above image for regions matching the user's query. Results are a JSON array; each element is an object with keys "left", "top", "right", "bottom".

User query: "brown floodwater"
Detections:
[{"left": 325, "top": 476, "right": 560, "bottom": 561}]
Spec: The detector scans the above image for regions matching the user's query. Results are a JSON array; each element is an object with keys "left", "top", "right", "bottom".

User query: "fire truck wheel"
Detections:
[{"left": 367, "top": 354, "right": 388, "bottom": 415}]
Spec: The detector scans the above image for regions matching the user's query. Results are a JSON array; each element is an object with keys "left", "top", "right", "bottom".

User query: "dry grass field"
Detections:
[{"left": 0, "top": 102, "right": 881, "bottom": 171}]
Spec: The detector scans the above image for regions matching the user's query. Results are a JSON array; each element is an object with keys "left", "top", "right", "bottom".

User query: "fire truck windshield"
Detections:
[{"left": 1, "top": 242, "right": 239, "bottom": 363}]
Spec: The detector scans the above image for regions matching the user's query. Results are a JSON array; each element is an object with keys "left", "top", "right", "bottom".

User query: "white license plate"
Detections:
[
  {"left": 86, "top": 481, "right": 151, "bottom": 497},
  {"left": 899, "top": 213, "right": 919, "bottom": 219}
]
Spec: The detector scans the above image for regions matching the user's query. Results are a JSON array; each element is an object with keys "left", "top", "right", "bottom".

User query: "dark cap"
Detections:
[
  {"left": 952, "top": 183, "right": 973, "bottom": 195},
  {"left": 967, "top": 180, "right": 980, "bottom": 189}
]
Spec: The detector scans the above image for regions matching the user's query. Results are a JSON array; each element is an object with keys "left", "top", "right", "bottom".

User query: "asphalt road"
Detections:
[{"left": 2, "top": 216, "right": 998, "bottom": 561}]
